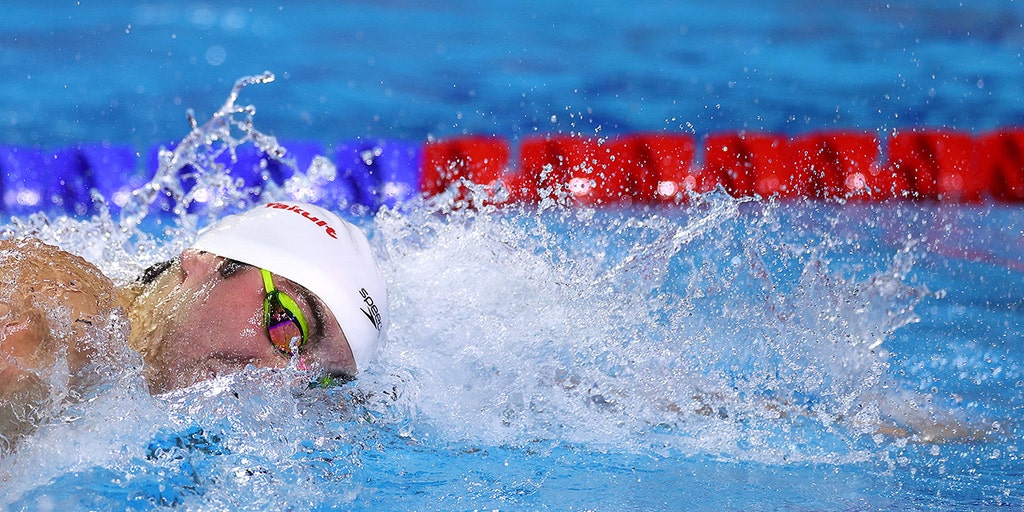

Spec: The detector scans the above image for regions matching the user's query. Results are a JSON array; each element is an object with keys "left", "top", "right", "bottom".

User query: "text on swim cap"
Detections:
[
  {"left": 360, "top": 288, "right": 382, "bottom": 331},
  {"left": 265, "top": 202, "right": 338, "bottom": 239}
]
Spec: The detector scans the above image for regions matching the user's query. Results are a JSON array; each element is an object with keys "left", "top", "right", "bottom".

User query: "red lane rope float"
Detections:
[
  {"left": 886, "top": 129, "right": 978, "bottom": 201},
  {"left": 515, "top": 135, "right": 612, "bottom": 205},
  {"left": 614, "top": 133, "right": 701, "bottom": 202},
  {"left": 790, "top": 131, "right": 880, "bottom": 200},
  {"left": 428, "top": 129, "right": 1024, "bottom": 205},
  {"left": 703, "top": 132, "right": 788, "bottom": 199},
  {"left": 421, "top": 136, "right": 508, "bottom": 199},
  {"left": 506, "top": 133, "right": 700, "bottom": 205},
  {"left": 977, "top": 129, "right": 1024, "bottom": 202}
]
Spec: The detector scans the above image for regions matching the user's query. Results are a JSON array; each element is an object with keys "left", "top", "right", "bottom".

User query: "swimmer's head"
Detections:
[{"left": 190, "top": 201, "right": 388, "bottom": 375}]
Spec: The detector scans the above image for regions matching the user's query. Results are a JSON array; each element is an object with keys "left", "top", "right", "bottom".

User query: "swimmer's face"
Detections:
[{"left": 141, "top": 250, "right": 356, "bottom": 393}]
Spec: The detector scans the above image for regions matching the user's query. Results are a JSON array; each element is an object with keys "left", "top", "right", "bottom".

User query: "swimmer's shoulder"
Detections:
[
  {"left": 0, "top": 236, "right": 126, "bottom": 320},
  {"left": 0, "top": 238, "right": 118, "bottom": 451},
  {"left": 0, "top": 237, "right": 134, "bottom": 387}
]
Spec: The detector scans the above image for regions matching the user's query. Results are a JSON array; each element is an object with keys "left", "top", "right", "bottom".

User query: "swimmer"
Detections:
[{"left": 0, "top": 201, "right": 387, "bottom": 450}]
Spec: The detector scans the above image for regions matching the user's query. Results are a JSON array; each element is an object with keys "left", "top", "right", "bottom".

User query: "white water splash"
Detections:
[
  {"left": 0, "top": 71, "right": 336, "bottom": 283},
  {"left": 359, "top": 196, "right": 935, "bottom": 463},
  {"left": 0, "top": 74, "right": 973, "bottom": 512}
]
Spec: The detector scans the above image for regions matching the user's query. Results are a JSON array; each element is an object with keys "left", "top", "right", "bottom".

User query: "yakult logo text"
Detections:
[{"left": 266, "top": 202, "right": 338, "bottom": 239}]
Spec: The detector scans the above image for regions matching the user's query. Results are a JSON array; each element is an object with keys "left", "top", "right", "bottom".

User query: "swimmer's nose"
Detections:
[
  {"left": 208, "top": 329, "right": 289, "bottom": 372},
  {"left": 232, "top": 338, "right": 290, "bottom": 369},
  {"left": 206, "top": 347, "right": 287, "bottom": 380}
]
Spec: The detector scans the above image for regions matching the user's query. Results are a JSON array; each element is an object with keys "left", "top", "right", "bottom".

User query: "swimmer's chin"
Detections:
[
  {"left": 145, "top": 355, "right": 260, "bottom": 394},
  {"left": 154, "top": 373, "right": 232, "bottom": 398}
]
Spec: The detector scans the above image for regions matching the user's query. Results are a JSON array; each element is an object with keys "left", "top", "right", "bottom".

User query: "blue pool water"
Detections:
[
  {"left": 3, "top": 1, "right": 1024, "bottom": 147},
  {"left": 1, "top": 2, "right": 1023, "bottom": 511}
]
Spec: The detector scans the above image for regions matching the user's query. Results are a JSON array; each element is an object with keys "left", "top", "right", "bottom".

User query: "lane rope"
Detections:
[{"left": 2, "top": 129, "right": 1022, "bottom": 215}]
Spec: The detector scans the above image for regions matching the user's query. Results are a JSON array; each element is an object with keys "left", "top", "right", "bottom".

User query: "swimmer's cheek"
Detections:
[
  {"left": 210, "top": 352, "right": 289, "bottom": 378},
  {"left": 161, "top": 354, "right": 279, "bottom": 392}
]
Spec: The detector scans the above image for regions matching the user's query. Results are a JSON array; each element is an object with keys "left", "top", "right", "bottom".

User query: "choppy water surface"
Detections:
[
  {"left": 2, "top": 189, "right": 1022, "bottom": 510},
  {"left": 0, "top": 81, "right": 1021, "bottom": 511}
]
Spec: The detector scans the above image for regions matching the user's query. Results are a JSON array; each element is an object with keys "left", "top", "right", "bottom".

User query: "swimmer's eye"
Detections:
[
  {"left": 218, "top": 258, "right": 246, "bottom": 278},
  {"left": 261, "top": 268, "right": 309, "bottom": 356}
]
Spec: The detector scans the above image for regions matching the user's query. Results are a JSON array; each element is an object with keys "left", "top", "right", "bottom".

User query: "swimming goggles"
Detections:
[{"left": 261, "top": 268, "right": 309, "bottom": 356}]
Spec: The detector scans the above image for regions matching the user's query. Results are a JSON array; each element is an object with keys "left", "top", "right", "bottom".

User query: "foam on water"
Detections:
[
  {"left": 0, "top": 75, "right": 1008, "bottom": 509},
  {"left": 363, "top": 193, "right": 947, "bottom": 461}
]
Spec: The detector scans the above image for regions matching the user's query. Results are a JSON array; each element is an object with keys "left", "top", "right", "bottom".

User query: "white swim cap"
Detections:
[{"left": 190, "top": 201, "right": 387, "bottom": 373}]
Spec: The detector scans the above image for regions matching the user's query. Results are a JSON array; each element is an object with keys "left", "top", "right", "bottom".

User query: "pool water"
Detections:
[
  {"left": 1, "top": 1, "right": 1023, "bottom": 511},
  {"left": 2, "top": 184, "right": 1021, "bottom": 511},
  {"left": 2, "top": 1, "right": 1024, "bottom": 146}
]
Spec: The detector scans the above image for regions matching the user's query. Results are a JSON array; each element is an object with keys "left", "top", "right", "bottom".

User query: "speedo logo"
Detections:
[
  {"left": 360, "top": 288, "right": 382, "bottom": 331},
  {"left": 266, "top": 202, "right": 338, "bottom": 239}
]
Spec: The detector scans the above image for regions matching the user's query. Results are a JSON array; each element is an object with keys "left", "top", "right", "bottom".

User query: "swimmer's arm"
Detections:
[
  {"left": 872, "top": 390, "right": 1001, "bottom": 443},
  {"left": 0, "top": 280, "right": 54, "bottom": 449},
  {"left": 0, "top": 360, "right": 49, "bottom": 451}
]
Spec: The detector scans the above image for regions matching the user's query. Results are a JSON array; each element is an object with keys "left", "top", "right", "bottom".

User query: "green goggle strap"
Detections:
[{"left": 260, "top": 268, "right": 310, "bottom": 348}]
